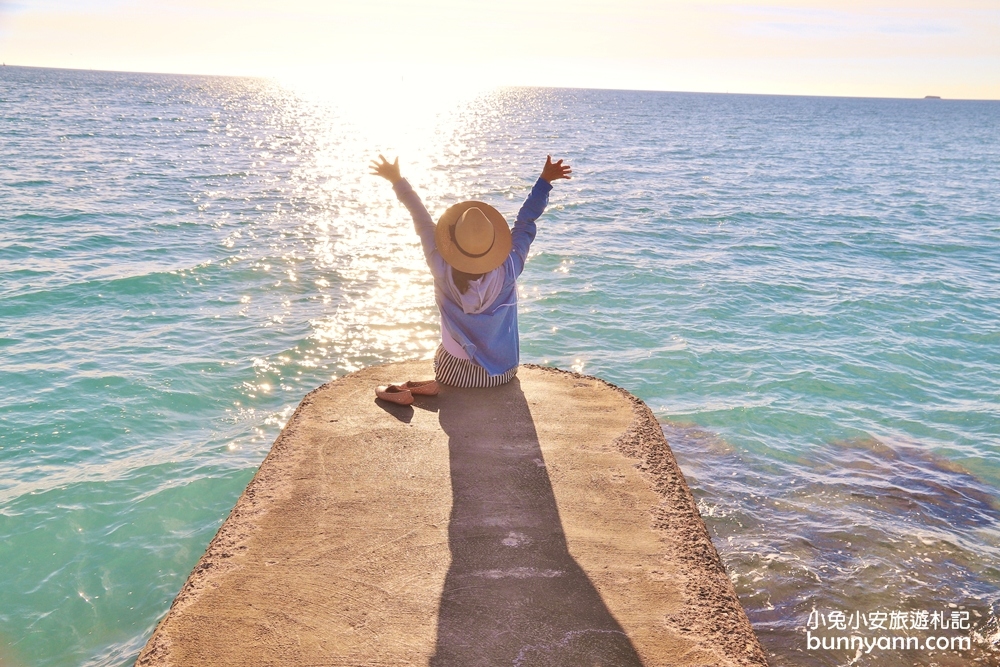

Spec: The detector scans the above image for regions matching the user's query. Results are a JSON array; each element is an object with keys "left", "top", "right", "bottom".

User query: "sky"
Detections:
[{"left": 0, "top": 0, "right": 998, "bottom": 99}]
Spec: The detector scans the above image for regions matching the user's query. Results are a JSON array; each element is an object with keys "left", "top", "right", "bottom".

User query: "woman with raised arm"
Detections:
[{"left": 370, "top": 154, "right": 571, "bottom": 394}]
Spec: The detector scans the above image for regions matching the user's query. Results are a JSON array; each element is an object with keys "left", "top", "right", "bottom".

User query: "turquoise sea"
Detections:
[{"left": 1, "top": 66, "right": 998, "bottom": 666}]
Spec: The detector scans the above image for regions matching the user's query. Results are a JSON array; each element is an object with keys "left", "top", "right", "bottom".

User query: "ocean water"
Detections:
[{"left": 1, "top": 66, "right": 998, "bottom": 666}]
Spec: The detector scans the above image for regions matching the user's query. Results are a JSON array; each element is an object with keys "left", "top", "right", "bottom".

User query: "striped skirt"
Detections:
[{"left": 433, "top": 345, "right": 517, "bottom": 388}]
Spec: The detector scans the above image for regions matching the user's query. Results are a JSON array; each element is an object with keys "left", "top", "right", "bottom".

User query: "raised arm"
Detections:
[
  {"left": 510, "top": 156, "right": 572, "bottom": 277},
  {"left": 369, "top": 155, "right": 448, "bottom": 280},
  {"left": 540, "top": 155, "right": 572, "bottom": 183},
  {"left": 369, "top": 153, "right": 402, "bottom": 185}
]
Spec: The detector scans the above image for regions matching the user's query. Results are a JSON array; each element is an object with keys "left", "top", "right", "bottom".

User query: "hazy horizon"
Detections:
[
  {"left": 3, "top": 63, "right": 997, "bottom": 103},
  {"left": 2, "top": 1, "right": 997, "bottom": 101}
]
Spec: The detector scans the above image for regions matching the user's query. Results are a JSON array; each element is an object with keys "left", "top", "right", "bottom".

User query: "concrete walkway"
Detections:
[{"left": 137, "top": 361, "right": 767, "bottom": 666}]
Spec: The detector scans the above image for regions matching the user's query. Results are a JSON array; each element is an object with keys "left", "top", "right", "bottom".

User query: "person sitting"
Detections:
[{"left": 370, "top": 154, "right": 571, "bottom": 388}]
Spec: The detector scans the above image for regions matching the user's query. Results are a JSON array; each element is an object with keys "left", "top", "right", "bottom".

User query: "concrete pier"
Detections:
[{"left": 136, "top": 361, "right": 767, "bottom": 666}]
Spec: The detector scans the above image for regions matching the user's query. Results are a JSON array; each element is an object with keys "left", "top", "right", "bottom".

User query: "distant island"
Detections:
[{"left": 924, "top": 95, "right": 942, "bottom": 99}]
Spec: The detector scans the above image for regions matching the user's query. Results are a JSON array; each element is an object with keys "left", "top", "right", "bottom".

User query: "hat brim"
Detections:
[{"left": 435, "top": 201, "right": 512, "bottom": 274}]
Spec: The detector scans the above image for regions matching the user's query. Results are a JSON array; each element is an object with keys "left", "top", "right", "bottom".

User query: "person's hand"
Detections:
[
  {"left": 369, "top": 154, "right": 402, "bottom": 184},
  {"left": 540, "top": 155, "right": 572, "bottom": 183}
]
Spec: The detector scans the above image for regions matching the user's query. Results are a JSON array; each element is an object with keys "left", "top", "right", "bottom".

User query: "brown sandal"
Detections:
[
  {"left": 375, "top": 384, "right": 414, "bottom": 405},
  {"left": 403, "top": 380, "right": 440, "bottom": 396}
]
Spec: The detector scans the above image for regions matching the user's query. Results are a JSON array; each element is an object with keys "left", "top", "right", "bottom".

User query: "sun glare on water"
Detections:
[
  {"left": 281, "top": 68, "right": 498, "bottom": 155},
  {"left": 269, "top": 72, "right": 504, "bottom": 376}
]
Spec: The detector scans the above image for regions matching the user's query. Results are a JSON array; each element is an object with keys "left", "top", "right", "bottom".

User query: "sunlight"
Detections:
[
  {"left": 3, "top": 0, "right": 998, "bottom": 98},
  {"left": 270, "top": 72, "right": 506, "bottom": 374},
  {"left": 279, "top": 65, "right": 500, "bottom": 156}
]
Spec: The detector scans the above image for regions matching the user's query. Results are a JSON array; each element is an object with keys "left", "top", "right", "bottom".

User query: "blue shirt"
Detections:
[{"left": 393, "top": 177, "right": 552, "bottom": 376}]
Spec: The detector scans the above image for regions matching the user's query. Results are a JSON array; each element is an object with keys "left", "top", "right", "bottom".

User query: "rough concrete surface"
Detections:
[{"left": 136, "top": 361, "right": 768, "bottom": 667}]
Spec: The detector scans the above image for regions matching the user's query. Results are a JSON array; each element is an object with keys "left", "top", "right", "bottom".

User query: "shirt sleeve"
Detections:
[
  {"left": 509, "top": 178, "right": 552, "bottom": 277},
  {"left": 393, "top": 178, "right": 448, "bottom": 280}
]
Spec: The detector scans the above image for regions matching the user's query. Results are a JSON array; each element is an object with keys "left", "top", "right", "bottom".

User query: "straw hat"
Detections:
[{"left": 435, "top": 201, "right": 512, "bottom": 274}]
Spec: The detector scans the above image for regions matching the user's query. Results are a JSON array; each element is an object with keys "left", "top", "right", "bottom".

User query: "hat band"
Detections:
[{"left": 449, "top": 223, "right": 493, "bottom": 258}]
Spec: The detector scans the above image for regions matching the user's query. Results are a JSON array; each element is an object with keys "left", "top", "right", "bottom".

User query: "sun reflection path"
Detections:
[
  {"left": 218, "top": 81, "right": 556, "bottom": 452},
  {"left": 270, "top": 78, "right": 511, "bottom": 380}
]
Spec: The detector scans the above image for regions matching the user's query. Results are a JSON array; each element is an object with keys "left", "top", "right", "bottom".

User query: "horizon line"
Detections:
[{"left": 3, "top": 62, "right": 998, "bottom": 103}]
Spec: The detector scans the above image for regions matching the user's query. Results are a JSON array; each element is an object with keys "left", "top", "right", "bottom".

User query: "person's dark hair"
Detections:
[{"left": 451, "top": 267, "right": 484, "bottom": 294}]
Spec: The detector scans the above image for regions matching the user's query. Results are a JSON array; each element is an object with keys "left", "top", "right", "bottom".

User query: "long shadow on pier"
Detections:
[{"left": 430, "top": 379, "right": 645, "bottom": 667}]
